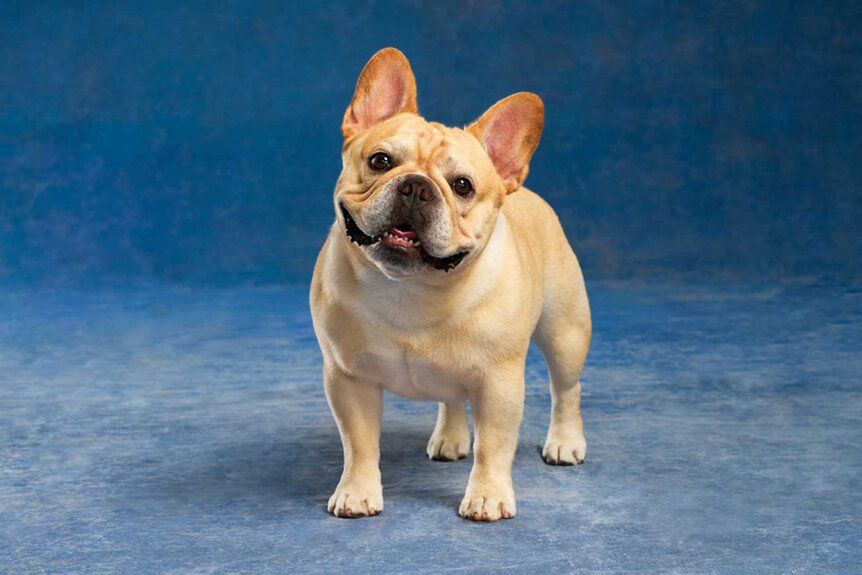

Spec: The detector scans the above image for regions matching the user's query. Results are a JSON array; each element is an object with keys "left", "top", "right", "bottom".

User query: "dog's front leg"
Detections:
[
  {"left": 324, "top": 361, "right": 383, "bottom": 518},
  {"left": 459, "top": 361, "right": 525, "bottom": 521}
]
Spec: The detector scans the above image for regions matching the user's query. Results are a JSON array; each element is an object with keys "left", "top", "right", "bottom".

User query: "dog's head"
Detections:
[{"left": 334, "top": 48, "right": 543, "bottom": 279}]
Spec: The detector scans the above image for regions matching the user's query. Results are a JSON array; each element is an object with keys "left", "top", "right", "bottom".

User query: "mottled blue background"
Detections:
[
  {"left": 2, "top": 0, "right": 859, "bottom": 285},
  {"left": 2, "top": 2, "right": 861, "bottom": 574}
]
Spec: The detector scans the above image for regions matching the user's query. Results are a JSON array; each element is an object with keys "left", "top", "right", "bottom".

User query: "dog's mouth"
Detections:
[{"left": 341, "top": 204, "right": 467, "bottom": 272}]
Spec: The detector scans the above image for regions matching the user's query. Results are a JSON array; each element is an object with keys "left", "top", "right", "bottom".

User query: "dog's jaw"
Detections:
[{"left": 340, "top": 204, "right": 468, "bottom": 273}]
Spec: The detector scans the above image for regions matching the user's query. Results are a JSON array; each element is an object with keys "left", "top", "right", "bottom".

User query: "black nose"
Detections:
[{"left": 397, "top": 176, "right": 436, "bottom": 202}]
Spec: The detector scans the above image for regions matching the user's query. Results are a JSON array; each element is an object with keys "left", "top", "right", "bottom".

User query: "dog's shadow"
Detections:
[{"left": 139, "top": 423, "right": 467, "bottom": 514}]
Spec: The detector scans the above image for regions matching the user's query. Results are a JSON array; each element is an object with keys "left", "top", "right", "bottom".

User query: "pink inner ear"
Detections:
[
  {"left": 374, "top": 68, "right": 408, "bottom": 123},
  {"left": 354, "top": 68, "right": 408, "bottom": 129},
  {"left": 484, "top": 106, "right": 525, "bottom": 181}
]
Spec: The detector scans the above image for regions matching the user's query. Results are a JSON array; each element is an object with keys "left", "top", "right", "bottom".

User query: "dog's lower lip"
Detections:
[
  {"left": 420, "top": 249, "right": 468, "bottom": 272},
  {"left": 340, "top": 203, "right": 379, "bottom": 246}
]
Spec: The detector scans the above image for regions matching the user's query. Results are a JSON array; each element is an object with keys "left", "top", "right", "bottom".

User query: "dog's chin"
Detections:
[
  {"left": 340, "top": 204, "right": 469, "bottom": 275},
  {"left": 366, "top": 242, "right": 427, "bottom": 277}
]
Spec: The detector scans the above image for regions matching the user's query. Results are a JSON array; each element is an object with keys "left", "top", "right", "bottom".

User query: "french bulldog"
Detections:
[{"left": 310, "top": 48, "right": 591, "bottom": 521}]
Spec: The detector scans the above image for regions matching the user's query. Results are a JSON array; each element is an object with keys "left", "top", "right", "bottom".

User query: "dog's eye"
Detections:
[
  {"left": 452, "top": 177, "right": 474, "bottom": 197},
  {"left": 368, "top": 152, "right": 393, "bottom": 172}
]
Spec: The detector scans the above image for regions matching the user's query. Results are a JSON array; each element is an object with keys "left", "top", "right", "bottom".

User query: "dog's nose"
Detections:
[{"left": 398, "top": 176, "right": 436, "bottom": 202}]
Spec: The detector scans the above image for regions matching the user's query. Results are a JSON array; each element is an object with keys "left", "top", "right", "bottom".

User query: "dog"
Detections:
[{"left": 310, "top": 48, "right": 591, "bottom": 521}]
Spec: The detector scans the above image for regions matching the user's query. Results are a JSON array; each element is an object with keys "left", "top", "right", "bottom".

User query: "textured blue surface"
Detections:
[
  {"left": 1, "top": 281, "right": 860, "bottom": 573},
  {"left": 1, "top": 1, "right": 861, "bottom": 283}
]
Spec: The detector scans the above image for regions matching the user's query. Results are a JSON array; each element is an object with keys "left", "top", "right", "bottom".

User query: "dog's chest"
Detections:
[{"left": 351, "top": 347, "right": 469, "bottom": 402}]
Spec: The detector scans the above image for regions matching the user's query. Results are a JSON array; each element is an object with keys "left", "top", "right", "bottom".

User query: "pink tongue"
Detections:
[{"left": 390, "top": 227, "right": 417, "bottom": 240}]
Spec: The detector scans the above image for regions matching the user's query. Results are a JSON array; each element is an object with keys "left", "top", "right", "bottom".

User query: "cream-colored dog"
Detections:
[{"left": 310, "top": 48, "right": 591, "bottom": 522}]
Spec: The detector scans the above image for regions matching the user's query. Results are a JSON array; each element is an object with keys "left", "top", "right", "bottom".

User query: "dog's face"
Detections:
[{"left": 334, "top": 48, "right": 544, "bottom": 279}]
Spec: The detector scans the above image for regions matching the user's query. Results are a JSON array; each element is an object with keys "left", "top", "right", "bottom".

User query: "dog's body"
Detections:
[{"left": 310, "top": 49, "right": 591, "bottom": 521}]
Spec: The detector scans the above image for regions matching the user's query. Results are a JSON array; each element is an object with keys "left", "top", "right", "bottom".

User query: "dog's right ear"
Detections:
[{"left": 342, "top": 48, "right": 418, "bottom": 140}]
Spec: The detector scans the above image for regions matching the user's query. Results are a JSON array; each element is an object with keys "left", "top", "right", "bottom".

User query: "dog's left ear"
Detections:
[
  {"left": 342, "top": 48, "right": 418, "bottom": 140},
  {"left": 467, "top": 93, "right": 544, "bottom": 193}
]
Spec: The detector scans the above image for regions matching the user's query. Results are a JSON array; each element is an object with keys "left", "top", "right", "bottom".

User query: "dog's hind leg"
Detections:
[
  {"left": 533, "top": 262, "right": 591, "bottom": 465},
  {"left": 427, "top": 402, "right": 470, "bottom": 461}
]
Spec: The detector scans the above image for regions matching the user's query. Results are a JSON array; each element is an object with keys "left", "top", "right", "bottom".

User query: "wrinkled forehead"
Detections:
[{"left": 350, "top": 116, "right": 488, "bottom": 174}]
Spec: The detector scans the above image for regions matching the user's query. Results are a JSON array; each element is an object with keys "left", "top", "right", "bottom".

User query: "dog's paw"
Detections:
[
  {"left": 426, "top": 432, "right": 470, "bottom": 461},
  {"left": 327, "top": 483, "right": 383, "bottom": 518},
  {"left": 542, "top": 432, "right": 587, "bottom": 465},
  {"left": 458, "top": 485, "right": 516, "bottom": 522}
]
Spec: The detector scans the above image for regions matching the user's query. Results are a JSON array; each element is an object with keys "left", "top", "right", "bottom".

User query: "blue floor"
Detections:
[{"left": 1, "top": 280, "right": 860, "bottom": 574}]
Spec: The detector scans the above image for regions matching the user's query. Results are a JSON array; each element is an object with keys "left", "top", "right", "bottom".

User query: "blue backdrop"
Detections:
[
  {"left": 1, "top": 0, "right": 860, "bottom": 284},
  {"left": 3, "top": 4, "right": 862, "bottom": 573}
]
